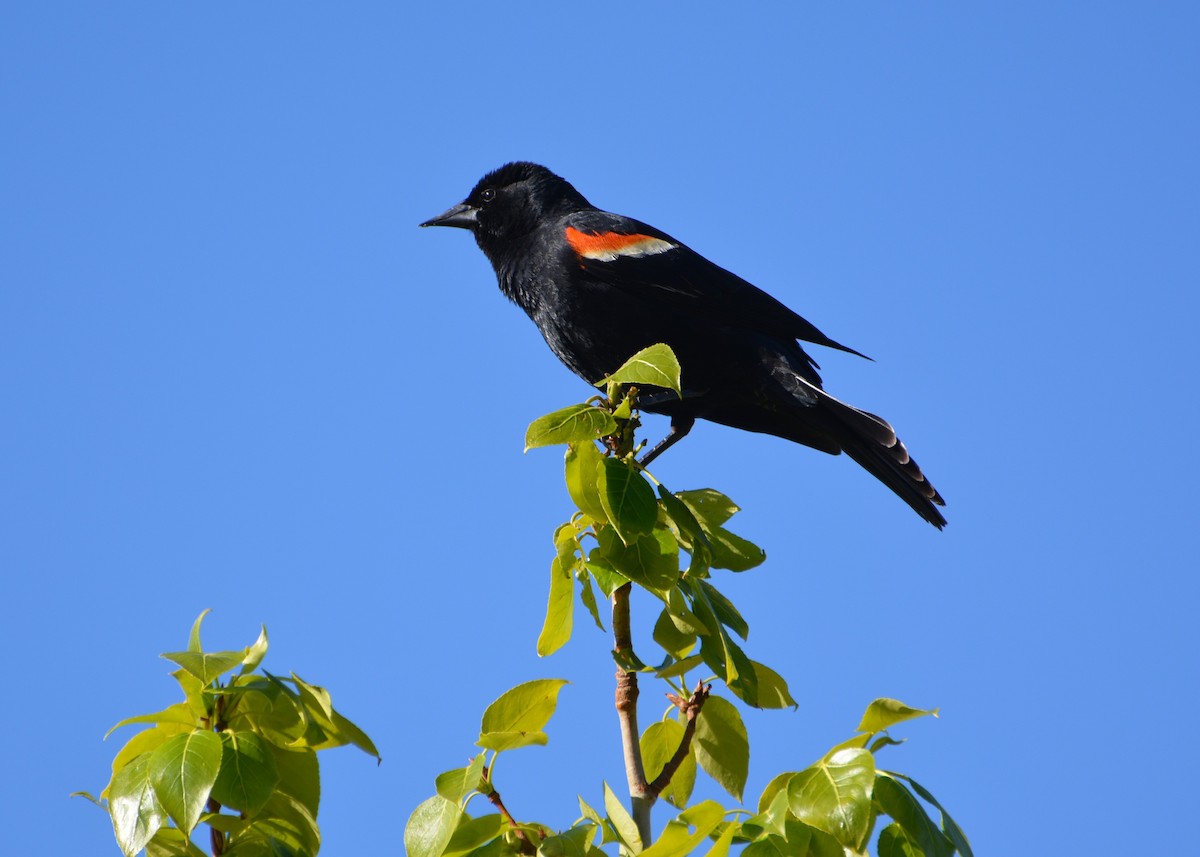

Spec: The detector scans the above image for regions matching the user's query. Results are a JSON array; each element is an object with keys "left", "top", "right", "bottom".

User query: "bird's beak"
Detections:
[{"left": 420, "top": 202, "right": 478, "bottom": 229}]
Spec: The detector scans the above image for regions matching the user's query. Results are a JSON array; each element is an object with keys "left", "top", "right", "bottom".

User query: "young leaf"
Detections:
[
  {"left": 405, "top": 795, "right": 463, "bottom": 857},
  {"left": 160, "top": 650, "right": 247, "bottom": 686},
  {"left": 856, "top": 699, "right": 938, "bottom": 735},
  {"left": 240, "top": 625, "right": 269, "bottom": 675},
  {"left": 443, "top": 813, "right": 506, "bottom": 857},
  {"left": 787, "top": 747, "right": 876, "bottom": 851},
  {"left": 108, "top": 752, "right": 166, "bottom": 857},
  {"left": 526, "top": 404, "right": 617, "bottom": 450},
  {"left": 248, "top": 790, "right": 322, "bottom": 856},
  {"left": 577, "top": 567, "right": 606, "bottom": 631},
  {"left": 565, "top": 441, "right": 608, "bottom": 521},
  {"left": 693, "top": 696, "right": 749, "bottom": 802},
  {"left": 147, "top": 730, "right": 223, "bottom": 836},
  {"left": 211, "top": 730, "right": 279, "bottom": 816},
  {"left": 603, "top": 781, "right": 643, "bottom": 853},
  {"left": 707, "top": 525, "right": 766, "bottom": 572},
  {"left": 267, "top": 745, "right": 320, "bottom": 816},
  {"left": 597, "top": 458, "right": 658, "bottom": 544},
  {"left": 538, "top": 556, "right": 575, "bottom": 657},
  {"left": 435, "top": 755, "right": 487, "bottom": 804},
  {"left": 105, "top": 702, "right": 197, "bottom": 739},
  {"left": 874, "top": 774, "right": 953, "bottom": 857},
  {"left": 595, "top": 343, "right": 682, "bottom": 397},
  {"left": 745, "top": 661, "right": 796, "bottom": 710},
  {"left": 187, "top": 609, "right": 211, "bottom": 654},
  {"left": 477, "top": 679, "right": 569, "bottom": 752}
]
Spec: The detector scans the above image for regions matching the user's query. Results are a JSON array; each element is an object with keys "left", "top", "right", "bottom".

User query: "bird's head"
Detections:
[{"left": 420, "top": 162, "right": 590, "bottom": 252}]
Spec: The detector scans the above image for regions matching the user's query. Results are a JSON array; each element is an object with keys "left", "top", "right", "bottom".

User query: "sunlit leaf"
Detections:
[
  {"left": 707, "top": 525, "right": 765, "bottom": 572},
  {"left": 246, "top": 790, "right": 321, "bottom": 856},
  {"left": 695, "top": 580, "right": 747, "bottom": 640},
  {"left": 595, "top": 344, "right": 682, "bottom": 397},
  {"left": 640, "top": 719, "right": 696, "bottom": 809},
  {"left": 240, "top": 625, "right": 269, "bottom": 675},
  {"left": 161, "top": 650, "right": 247, "bottom": 686},
  {"left": 597, "top": 526, "right": 679, "bottom": 594},
  {"left": 693, "top": 697, "right": 748, "bottom": 802},
  {"left": 109, "top": 752, "right": 166, "bottom": 857},
  {"left": 406, "top": 795, "right": 463, "bottom": 857},
  {"left": 106, "top": 702, "right": 198, "bottom": 739},
  {"left": 436, "top": 755, "right": 487, "bottom": 804},
  {"left": 878, "top": 822, "right": 926, "bottom": 857},
  {"left": 787, "top": 748, "right": 875, "bottom": 850},
  {"left": 187, "top": 609, "right": 211, "bottom": 654},
  {"left": 597, "top": 458, "right": 658, "bottom": 544},
  {"left": 603, "top": 781, "right": 642, "bottom": 853},
  {"left": 856, "top": 699, "right": 938, "bottom": 735},
  {"left": 577, "top": 567, "right": 606, "bottom": 631},
  {"left": 585, "top": 550, "right": 629, "bottom": 596},
  {"left": 148, "top": 730, "right": 223, "bottom": 836},
  {"left": 211, "top": 730, "right": 278, "bottom": 816},
  {"left": 639, "top": 800, "right": 723, "bottom": 857},
  {"left": 539, "top": 823, "right": 599, "bottom": 857},
  {"left": 444, "top": 813, "right": 506, "bottom": 857},
  {"left": 526, "top": 405, "right": 617, "bottom": 450},
  {"left": 745, "top": 661, "right": 796, "bottom": 710},
  {"left": 565, "top": 442, "right": 609, "bottom": 521},
  {"left": 538, "top": 556, "right": 574, "bottom": 657},
  {"left": 674, "top": 489, "right": 739, "bottom": 527},
  {"left": 756, "top": 771, "right": 796, "bottom": 816},
  {"left": 477, "top": 679, "right": 568, "bottom": 752}
]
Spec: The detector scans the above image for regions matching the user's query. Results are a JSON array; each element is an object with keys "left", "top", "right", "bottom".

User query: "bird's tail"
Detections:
[{"left": 818, "top": 394, "right": 947, "bottom": 529}]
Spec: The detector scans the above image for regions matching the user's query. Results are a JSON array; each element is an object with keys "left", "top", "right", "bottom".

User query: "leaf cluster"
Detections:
[{"left": 75, "top": 610, "right": 378, "bottom": 857}]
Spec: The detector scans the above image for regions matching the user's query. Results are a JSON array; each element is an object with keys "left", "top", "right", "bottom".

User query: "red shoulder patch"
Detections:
[{"left": 565, "top": 227, "right": 677, "bottom": 262}]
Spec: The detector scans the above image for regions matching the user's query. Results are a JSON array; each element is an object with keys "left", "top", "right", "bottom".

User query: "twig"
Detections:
[
  {"left": 648, "top": 681, "right": 711, "bottom": 797},
  {"left": 485, "top": 788, "right": 536, "bottom": 855}
]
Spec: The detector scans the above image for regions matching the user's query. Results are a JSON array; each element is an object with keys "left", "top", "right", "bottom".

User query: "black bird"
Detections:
[{"left": 421, "top": 162, "right": 946, "bottom": 528}]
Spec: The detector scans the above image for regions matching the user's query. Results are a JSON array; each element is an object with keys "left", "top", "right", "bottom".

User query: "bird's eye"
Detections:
[{"left": 480, "top": 188, "right": 496, "bottom": 203}]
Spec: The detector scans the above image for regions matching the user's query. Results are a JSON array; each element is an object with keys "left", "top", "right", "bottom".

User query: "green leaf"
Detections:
[
  {"left": 585, "top": 551, "right": 629, "bottom": 596},
  {"left": 756, "top": 771, "right": 796, "bottom": 816},
  {"left": 707, "top": 525, "right": 765, "bottom": 572},
  {"left": 477, "top": 679, "right": 568, "bottom": 752},
  {"left": 603, "top": 781, "right": 642, "bottom": 853},
  {"left": 693, "top": 696, "right": 748, "bottom": 802},
  {"left": 268, "top": 745, "right": 320, "bottom": 816},
  {"left": 596, "top": 343, "right": 682, "bottom": 397},
  {"left": 856, "top": 699, "right": 938, "bottom": 735},
  {"left": 744, "top": 661, "right": 796, "bottom": 710},
  {"left": 330, "top": 708, "right": 381, "bottom": 759},
  {"left": 675, "top": 489, "right": 739, "bottom": 527},
  {"left": 878, "top": 822, "right": 926, "bottom": 857},
  {"left": 243, "top": 790, "right": 321, "bottom": 856},
  {"left": 639, "top": 801, "right": 723, "bottom": 857},
  {"left": 565, "top": 442, "right": 608, "bottom": 521},
  {"left": 597, "top": 458, "right": 658, "bottom": 544},
  {"left": 109, "top": 752, "right": 166, "bottom": 857},
  {"left": 104, "top": 722, "right": 193, "bottom": 798},
  {"left": 526, "top": 404, "right": 617, "bottom": 450},
  {"left": 655, "top": 653, "right": 705, "bottom": 680},
  {"left": 240, "top": 625, "right": 269, "bottom": 675},
  {"left": 695, "top": 580, "right": 748, "bottom": 640},
  {"left": 657, "top": 486, "right": 712, "bottom": 559},
  {"left": 577, "top": 567, "right": 606, "bottom": 631},
  {"left": 187, "top": 609, "right": 211, "bottom": 654},
  {"left": 874, "top": 774, "right": 952, "bottom": 857},
  {"left": 161, "top": 650, "right": 248, "bottom": 686},
  {"left": 406, "top": 795, "right": 463, "bottom": 857},
  {"left": 700, "top": 817, "right": 736, "bottom": 857},
  {"left": 145, "top": 826, "right": 206, "bottom": 857},
  {"left": 436, "top": 755, "right": 487, "bottom": 804},
  {"left": 787, "top": 748, "right": 876, "bottom": 850},
  {"left": 444, "top": 813, "right": 506, "bottom": 857},
  {"left": 653, "top": 608, "right": 697, "bottom": 660},
  {"left": 147, "top": 730, "right": 223, "bottom": 836},
  {"left": 539, "top": 823, "right": 600, "bottom": 857},
  {"left": 106, "top": 702, "right": 198, "bottom": 739},
  {"left": 597, "top": 526, "right": 679, "bottom": 594},
  {"left": 211, "top": 730, "right": 278, "bottom": 816},
  {"left": 538, "top": 556, "right": 575, "bottom": 656},
  {"left": 886, "top": 774, "right": 973, "bottom": 857},
  {"left": 640, "top": 719, "right": 696, "bottom": 809}
]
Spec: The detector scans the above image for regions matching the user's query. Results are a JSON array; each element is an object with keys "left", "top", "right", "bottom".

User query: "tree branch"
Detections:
[
  {"left": 647, "top": 681, "right": 710, "bottom": 798},
  {"left": 485, "top": 787, "right": 536, "bottom": 855},
  {"left": 612, "top": 583, "right": 653, "bottom": 848}
]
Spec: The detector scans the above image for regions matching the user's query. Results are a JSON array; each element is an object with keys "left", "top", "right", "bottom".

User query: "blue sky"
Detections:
[{"left": 3, "top": 4, "right": 1197, "bottom": 854}]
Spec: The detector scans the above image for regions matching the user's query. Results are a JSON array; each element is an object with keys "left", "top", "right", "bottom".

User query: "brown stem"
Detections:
[
  {"left": 207, "top": 797, "right": 225, "bottom": 856},
  {"left": 486, "top": 788, "right": 536, "bottom": 855},
  {"left": 647, "top": 681, "right": 711, "bottom": 797},
  {"left": 612, "top": 583, "right": 653, "bottom": 848}
]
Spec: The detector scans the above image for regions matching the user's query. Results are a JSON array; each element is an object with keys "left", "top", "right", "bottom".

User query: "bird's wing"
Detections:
[{"left": 562, "top": 211, "right": 869, "bottom": 361}]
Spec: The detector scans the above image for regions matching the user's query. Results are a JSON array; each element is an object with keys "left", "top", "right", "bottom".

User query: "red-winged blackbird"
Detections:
[{"left": 421, "top": 162, "right": 946, "bottom": 528}]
